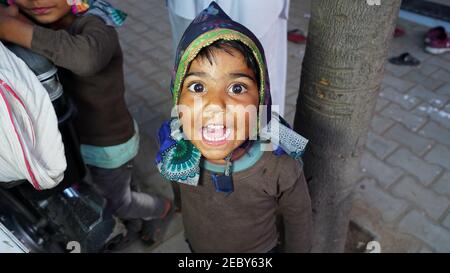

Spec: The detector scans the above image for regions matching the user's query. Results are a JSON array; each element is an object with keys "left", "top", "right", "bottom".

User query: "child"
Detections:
[
  {"left": 156, "top": 2, "right": 312, "bottom": 253},
  {"left": 0, "top": 0, "right": 171, "bottom": 244}
]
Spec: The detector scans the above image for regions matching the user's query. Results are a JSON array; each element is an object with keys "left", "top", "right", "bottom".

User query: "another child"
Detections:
[
  {"left": 0, "top": 0, "right": 171, "bottom": 243},
  {"left": 156, "top": 2, "right": 312, "bottom": 252}
]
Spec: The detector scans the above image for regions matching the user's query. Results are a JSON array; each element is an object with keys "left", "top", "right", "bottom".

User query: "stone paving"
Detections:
[
  {"left": 353, "top": 17, "right": 450, "bottom": 253},
  {"left": 108, "top": 0, "right": 450, "bottom": 252}
]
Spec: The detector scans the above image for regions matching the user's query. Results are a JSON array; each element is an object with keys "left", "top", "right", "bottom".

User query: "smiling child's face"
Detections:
[
  {"left": 14, "top": 0, "right": 73, "bottom": 25},
  {"left": 178, "top": 46, "right": 260, "bottom": 163}
]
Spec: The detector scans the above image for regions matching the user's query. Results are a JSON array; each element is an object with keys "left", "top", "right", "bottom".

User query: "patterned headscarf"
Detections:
[
  {"left": 1, "top": 0, "right": 126, "bottom": 27},
  {"left": 68, "top": 0, "right": 126, "bottom": 27},
  {"left": 170, "top": 2, "right": 271, "bottom": 118},
  {"left": 155, "top": 2, "right": 308, "bottom": 186}
]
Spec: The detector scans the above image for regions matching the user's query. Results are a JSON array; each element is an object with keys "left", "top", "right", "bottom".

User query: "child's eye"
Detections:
[
  {"left": 188, "top": 83, "right": 206, "bottom": 93},
  {"left": 228, "top": 84, "right": 247, "bottom": 95}
]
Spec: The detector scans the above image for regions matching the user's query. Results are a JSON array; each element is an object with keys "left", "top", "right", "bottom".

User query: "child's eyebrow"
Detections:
[
  {"left": 185, "top": 71, "right": 256, "bottom": 83},
  {"left": 185, "top": 71, "right": 210, "bottom": 78},
  {"left": 229, "top": 73, "right": 256, "bottom": 83}
]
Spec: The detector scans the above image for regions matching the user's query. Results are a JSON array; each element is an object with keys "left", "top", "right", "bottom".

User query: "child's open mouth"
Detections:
[{"left": 201, "top": 124, "right": 231, "bottom": 146}]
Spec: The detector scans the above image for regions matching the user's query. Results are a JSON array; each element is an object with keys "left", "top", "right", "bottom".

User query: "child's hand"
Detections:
[
  {"left": 0, "top": 4, "right": 33, "bottom": 48},
  {"left": 0, "top": 4, "right": 18, "bottom": 17},
  {"left": 0, "top": 4, "right": 32, "bottom": 24},
  {"left": 0, "top": 9, "right": 14, "bottom": 38},
  {"left": 0, "top": 12, "right": 12, "bottom": 38}
]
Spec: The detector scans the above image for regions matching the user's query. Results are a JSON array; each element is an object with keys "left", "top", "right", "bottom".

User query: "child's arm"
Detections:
[
  {"left": 0, "top": 12, "right": 120, "bottom": 77},
  {"left": 278, "top": 166, "right": 313, "bottom": 253},
  {"left": 30, "top": 16, "right": 120, "bottom": 77}
]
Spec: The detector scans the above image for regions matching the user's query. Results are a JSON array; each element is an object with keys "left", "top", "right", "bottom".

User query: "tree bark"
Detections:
[{"left": 293, "top": 0, "right": 402, "bottom": 252}]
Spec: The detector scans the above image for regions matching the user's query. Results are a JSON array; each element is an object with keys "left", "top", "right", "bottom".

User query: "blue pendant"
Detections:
[{"left": 211, "top": 173, "right": 234, "bottom": 194}]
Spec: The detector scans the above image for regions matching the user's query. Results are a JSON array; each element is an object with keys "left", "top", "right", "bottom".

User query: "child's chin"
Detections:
[
  {"left": 27, "top": 12, "right": 61, "bottom": 24},
  {"left": 191, "top": 139, "right": 242, "bottom": 160},
  {"left": 197, "top": 146, "right": 233, "bottom": 161},
  {"left": 30, "top": 16, "right": 58, "bottom": 25}
]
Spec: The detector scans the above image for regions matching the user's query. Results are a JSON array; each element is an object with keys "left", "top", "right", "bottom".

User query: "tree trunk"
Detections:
[{"left": 293, "top": 0, "right": 402, "bottom": 252}]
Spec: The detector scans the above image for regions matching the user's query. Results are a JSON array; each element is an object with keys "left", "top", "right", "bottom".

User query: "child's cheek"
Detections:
[
  {"left": 235, "top": 116, "right": 247, "bottom": 141},
  {"left": 178, "top": 101, "right": 201, "bottom": 141},
  {"left": 178, "top": 111, "right": 193, "bottom": 140},
  {"left": 234, "top": 106, "right": 257, "bottom": 141}
]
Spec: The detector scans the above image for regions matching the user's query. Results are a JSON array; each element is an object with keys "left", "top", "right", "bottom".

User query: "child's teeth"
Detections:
[
  {"left": 202, "top": 125, "right": 230, "bottom": 142},
  {"left": 225, "top": 128, "right": 231, "bottom": 139},
  {"left": 206, "top": 124, "right": 224, "bottom": 130}
]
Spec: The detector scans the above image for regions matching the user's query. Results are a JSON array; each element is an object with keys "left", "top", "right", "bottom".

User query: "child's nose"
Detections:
[{"left": 203, "top": 91, "right": 227, "bottom": 111}]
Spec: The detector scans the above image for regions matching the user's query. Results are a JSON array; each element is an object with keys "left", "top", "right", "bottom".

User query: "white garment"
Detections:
[
  {"left": 0, "top": 42, "right": 66, "bottom": 190},
  {"left": 167, "top": 0, "right": 289, "bottom": 37},
  {"left": 167, "top": 0, "right": 289, "bottom": 115}
]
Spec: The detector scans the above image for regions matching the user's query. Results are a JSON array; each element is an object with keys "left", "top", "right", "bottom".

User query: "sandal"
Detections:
[
  {"left": 388, "top": 52, "right": 420, "bottom": 66},
  {"left": 394, "top": 27, "right": 405, "bottom": 38},
  {"left": 288, "top": 29, "right": 307, "bottom": 44}
]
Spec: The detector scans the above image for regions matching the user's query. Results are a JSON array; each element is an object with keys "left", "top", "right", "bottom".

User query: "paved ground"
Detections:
[
  {"left": 353, "top": 17, "right": 450, "bottom": 253},
  {"left": 108, "top": 0, "right": 450, "bottom": 253}
]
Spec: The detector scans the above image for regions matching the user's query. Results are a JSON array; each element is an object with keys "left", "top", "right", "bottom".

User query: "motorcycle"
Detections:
[{"left": 0, "top": 45, "right": 126, "bottom": 253}]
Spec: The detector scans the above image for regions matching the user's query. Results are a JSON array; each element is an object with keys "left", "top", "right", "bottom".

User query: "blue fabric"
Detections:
[
  {"left": 156, "top": 119, "right": 202, "bottom": 185},
  {"left": 82, "top": 0, "right": 127, "bottom": 27},
  {"left": 211, "top": 173, "right": 234, "bottom": 194},
  {"left": 155, "top": 120, "right": 176, "bottom": 165}
]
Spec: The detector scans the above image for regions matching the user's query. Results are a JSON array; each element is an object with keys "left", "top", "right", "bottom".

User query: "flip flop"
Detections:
[
  {"left": 394, "top": 27, "right": 405, "bottom": 38},
  {"left": 104, "top": 229, "right": 140, "bottom": 252},
  {"left": 288, "top": 29, "right": 307, "bottom": 44},
  {"left": 388, "top": 52, "right": 420, "bottom": 66}
]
